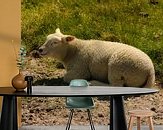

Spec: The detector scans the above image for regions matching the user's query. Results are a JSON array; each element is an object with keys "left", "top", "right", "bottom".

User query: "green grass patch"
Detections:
[{"left": 21, "top": 0, "right": 163, "bottom": 82}]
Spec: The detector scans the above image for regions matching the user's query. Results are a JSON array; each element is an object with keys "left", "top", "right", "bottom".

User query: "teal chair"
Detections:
[{"left": 65, "top": 79, "right": 95, "bottom": 130}]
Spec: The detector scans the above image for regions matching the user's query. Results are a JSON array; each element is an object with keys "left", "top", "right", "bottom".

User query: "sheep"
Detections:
[{"left": 38, "top": 28, "right": 155, "bottom": 87}]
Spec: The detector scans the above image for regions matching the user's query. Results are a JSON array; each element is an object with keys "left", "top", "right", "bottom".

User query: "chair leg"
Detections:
[
  {"left": 137, "top": 117, "right": 141, "bottom": 130},
  {"left": 128, "top": 116, "right": 134, "bottom": 130},
  {"left": 66, "top": 109, "right": 74, "bottom": 130},
  {"left": 87, "top": 109, "right": 95, "bottom": 130},
  {"left": 148, "top": 116, "right": 154, "bottom": 130}
]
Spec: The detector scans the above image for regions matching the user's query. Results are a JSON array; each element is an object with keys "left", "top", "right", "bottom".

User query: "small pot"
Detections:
[{"left": 12, "top": 72, "right": 27, "bottom": 91}]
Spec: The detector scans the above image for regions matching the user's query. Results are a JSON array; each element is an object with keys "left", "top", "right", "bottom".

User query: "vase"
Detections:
[{"left": 12, "top": 72, "right": 27, "bottom": 91}]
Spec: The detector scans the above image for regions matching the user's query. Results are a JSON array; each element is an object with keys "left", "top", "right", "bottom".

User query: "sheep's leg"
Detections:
[
  {"left": 108, "top": 68, "right": 125, "bottom": 87},
  {"left": 89, "top": 80, "right": 109, "bottom": 86},
  {"left": 108, "top": 75, "right": 126, "bottom": 87},
  {"left": 108, "top": 58, "right": 126, "bottom": 87}
]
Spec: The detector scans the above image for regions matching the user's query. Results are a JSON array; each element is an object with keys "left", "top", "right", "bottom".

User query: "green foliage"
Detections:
[
  {"left": 17, "top": 46, "right": 27, "bottom": 70},
  {"left": 21, "top": 0, "right": 163, "bottom": 82}
]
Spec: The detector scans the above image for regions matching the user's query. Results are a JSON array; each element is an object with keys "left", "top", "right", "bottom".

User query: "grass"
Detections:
[{"left": 21, "top": 0, "right": 163, "bottom": 82}]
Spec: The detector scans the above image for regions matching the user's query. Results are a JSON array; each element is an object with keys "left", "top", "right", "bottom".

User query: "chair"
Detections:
[
  {"left": 65, "top": 79, "right": 95, "bottom": 130},
  {"left": 128, "top": 110, "right": 154, "bottom": 130}
]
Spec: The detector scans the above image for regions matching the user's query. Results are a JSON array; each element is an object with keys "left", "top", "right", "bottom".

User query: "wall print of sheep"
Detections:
[{"left": 38, "top": 28, "right": 155, "bottom": 88}]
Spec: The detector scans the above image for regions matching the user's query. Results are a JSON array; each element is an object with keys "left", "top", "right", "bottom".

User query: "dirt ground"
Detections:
[{"left": 21, "top": 58, "right": 163, "bottom": 126}]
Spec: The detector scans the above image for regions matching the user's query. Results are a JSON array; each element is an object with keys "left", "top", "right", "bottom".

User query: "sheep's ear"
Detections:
[
  {"left": 55, "top": 28, "right": 61, "bottom": 33},
  {"left": 65, "top": 36, "right": 75, "bottom": 42},
  {"left": 61, "top": 36, "right": 75, "bottom": 43},
  {"left": 55, "top": 28, "right": 64, "bottom": 36}
]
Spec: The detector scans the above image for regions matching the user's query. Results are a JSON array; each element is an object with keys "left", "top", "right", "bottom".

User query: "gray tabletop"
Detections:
[{"left": 0, "top": 86, "right": 158, "bottom": 97}]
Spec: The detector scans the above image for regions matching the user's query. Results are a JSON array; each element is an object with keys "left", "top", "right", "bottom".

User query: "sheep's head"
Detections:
[{"left": 38, "top": 28, "right": 75, "bottom": 61}]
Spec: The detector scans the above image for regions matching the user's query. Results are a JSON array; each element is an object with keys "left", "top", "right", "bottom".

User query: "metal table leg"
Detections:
[
  {"left": 110, "top": 96, "right": 127, "bottom": 130},
  {"left": 0, "top": 96, "right": 18, "bottom": 130}
]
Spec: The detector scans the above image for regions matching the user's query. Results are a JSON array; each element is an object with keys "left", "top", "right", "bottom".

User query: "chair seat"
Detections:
[
  {"left": 66, "top": 97, "right": 94, "bottom": 109},
  {"left": 128, "top": 110, "right": 154, "bottom": 117},
  {"left": 128, "top": 110, "right": 154, "bottom": 130}
]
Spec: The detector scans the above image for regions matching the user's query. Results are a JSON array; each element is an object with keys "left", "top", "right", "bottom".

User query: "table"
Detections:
[{"left": 0, "top": 86, "right": 158, "bottom": 130}]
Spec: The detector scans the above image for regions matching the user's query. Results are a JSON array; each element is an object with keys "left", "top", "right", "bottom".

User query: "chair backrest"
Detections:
[
  {"left": 69, "top": 79, "right": 89, "bottom": 87},
  {"left": 66, "top": 79, "right": 94, "bottom": 108}
]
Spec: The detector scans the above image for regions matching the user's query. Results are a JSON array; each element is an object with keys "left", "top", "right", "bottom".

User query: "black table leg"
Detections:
[
  {"left": 0, "top": 96, "right": 18, "bottom": 130},
  {"left": 110, "top": 96, "right": 127, "bottom": 130}
]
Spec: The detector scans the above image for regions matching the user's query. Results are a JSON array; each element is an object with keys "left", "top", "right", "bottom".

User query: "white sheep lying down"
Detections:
[{"left": 39, "top": 28, "right": 155, "bottom": 88}]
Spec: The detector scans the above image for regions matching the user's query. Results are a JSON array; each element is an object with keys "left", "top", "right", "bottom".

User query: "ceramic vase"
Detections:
[{"left": 12, "top": 71, "right": 27, "bottom": 91}]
